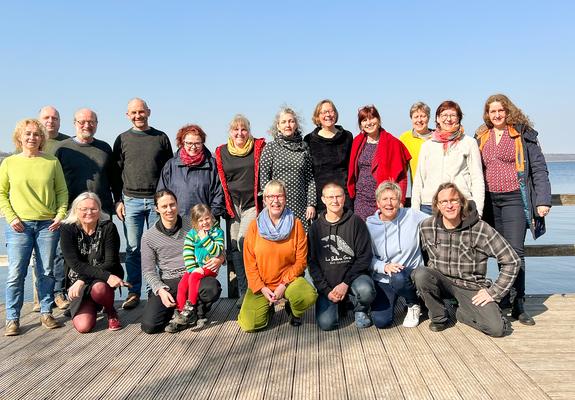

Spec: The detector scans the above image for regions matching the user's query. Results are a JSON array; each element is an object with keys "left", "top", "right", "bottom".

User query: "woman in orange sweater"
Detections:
[{"left": 238, "top": 180, "right": 317, "bottom": 332}]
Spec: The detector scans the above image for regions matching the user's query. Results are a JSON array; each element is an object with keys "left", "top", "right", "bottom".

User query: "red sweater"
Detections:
[{"left": 347, "top": 129, "right": 411, "bottom": 204}]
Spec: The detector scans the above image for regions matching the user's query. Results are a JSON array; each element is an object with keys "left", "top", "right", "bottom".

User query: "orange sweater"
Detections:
[{"left": 243, "top": 218, "right": 308, "bottom": 293}]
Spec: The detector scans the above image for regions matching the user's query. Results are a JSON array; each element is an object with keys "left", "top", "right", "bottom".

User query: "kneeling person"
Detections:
[
  {"left": 414, "top": 182, "right": 520, "bottom": 337},
  {"left": 309, "top": 182, "right": 375, "bottom": 330},
  {"left": 366, "top": 181, "right": 428, "bottom": 328}
]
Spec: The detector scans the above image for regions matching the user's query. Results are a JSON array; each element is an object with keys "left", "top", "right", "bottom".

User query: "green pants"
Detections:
[{"left": 238, "top": 277, "right": 317, "bottom": 332}]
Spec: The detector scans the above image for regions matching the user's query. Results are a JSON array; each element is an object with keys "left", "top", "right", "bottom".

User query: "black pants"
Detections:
[
  {"left": 140, "top": 277, "right": 221, "bottom": 334},
  {"left": 413, "top": 268, "right": 507, "bottom": 337},
  {"left": 483, "top": 190, "right": 527, "bottom": 306}
]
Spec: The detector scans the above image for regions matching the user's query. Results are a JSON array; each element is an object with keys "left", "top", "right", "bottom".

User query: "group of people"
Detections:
[{"left": 1, "top": 94, "right": 551, "bottom": 338}]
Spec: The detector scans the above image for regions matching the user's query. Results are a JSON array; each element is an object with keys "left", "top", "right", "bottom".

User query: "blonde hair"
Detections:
[
  {"left": 228, "top": 114, "right": 251, "bottom": 133},
  {"left": 190, "top": 204, "right": 216, "bottom": 230},
  {"left": 312, "top": 99, "right": 339, "bottom": 127},
  {"left": 263, "top": 179, "right": 287, "bottom": 198},
  {"left": 12, "top": 119, "right": 46, "bottom": 152},
  {"left": 62, "top": 192, "right": 109, "bottom": 225}
]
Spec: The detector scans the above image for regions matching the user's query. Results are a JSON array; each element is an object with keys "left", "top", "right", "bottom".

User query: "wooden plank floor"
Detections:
[{"left": 0, "top": 295, "right": 573, "bottom": 400}]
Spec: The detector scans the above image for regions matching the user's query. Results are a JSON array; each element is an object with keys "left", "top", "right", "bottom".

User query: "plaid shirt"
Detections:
[{"left": 420, "top": 214, "right": 520, "bottom": 301}]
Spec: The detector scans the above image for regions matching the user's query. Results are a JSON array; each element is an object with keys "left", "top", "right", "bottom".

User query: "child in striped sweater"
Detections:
[{"left": 173, "top": 204, "right": 224, "bottom": 326}]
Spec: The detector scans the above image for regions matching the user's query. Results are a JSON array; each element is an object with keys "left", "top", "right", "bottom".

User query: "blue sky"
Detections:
[{"left": 1, "top": 1, "right": 573, "bottom": 153}]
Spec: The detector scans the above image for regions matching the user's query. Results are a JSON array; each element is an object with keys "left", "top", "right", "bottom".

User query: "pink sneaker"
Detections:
[{"left": 108, "top": 315, "right": 122, "bottom": 331}]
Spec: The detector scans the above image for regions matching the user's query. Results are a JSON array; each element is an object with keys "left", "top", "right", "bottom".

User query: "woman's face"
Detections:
[
  {"left": 20, "top": 123, "right": 42, "bottom": 151},
  {"left": 437, "top": 108, "right": 460, "bottom": 132},
  {"left": 77, "top": 198, "right": 100, "bottom": 227},
  {"left": 376, "top": 189, "right": 400, "bottom": 221},
  {"left": 230, "top": 124, "right": 250, "bottom": 148},
  {"left": 182, "top": 133, "right": 203, "bottom": 156},
  {"left": 318, "top": 103, "right": 336, "bottom": 130},
  {"left": 360, "top": 116, "right": 380, "bottom": 136},
  {"left": 155, "top": 195, "right": 178, "bottom": 225},
  {"left": 277, "top": 112, "right": 297, "bottom": 137},
  {"left": 488, "top": 101, "right": 507, "bottom": 130},
  {"left": 264, "top": 187, "right": 286, "bottom": 220},
  {"left": 411, "top": 110, "right": 430, "bottom": 134}
]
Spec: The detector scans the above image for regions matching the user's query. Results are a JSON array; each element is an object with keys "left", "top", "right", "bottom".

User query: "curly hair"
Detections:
[
  {"left": 12, "top": 118, "right": 47, "bottom": 152},
  {"left": 175, "top": 124, "right": 207, "bottom": 148},
  {"left": 268, "top": 106, "right": 303, "bottom": 138},
  {"left": 482, "top": 94, "right": 532, "bottom": 129}
]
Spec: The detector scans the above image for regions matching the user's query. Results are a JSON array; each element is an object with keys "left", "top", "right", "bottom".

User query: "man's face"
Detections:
[
  {"left": 39, "top": 107, "right": 60, "bottom": 136},
  {"left": 127, "top": 100, "right": 150, "bottom": 130},
  {"left": 437, "top": 188, "right": 462, "bottom": 223},
  {"left": 74, "top": 109, "right": 98, "bottom": 141},
  {"left": 322, "top": 187, "right": 345, "bottom": 215}
]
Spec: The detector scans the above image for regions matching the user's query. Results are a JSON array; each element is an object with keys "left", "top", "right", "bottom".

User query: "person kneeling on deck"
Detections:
[
  {"left": 308, "top": 182, "right": 375, "bottom": 330},
  {"left": 414, "top": 182, "right": 520, "bottom": 337},
  {"left": 366, "top": 181, "right": 428, "bottom": 329},
  {"left": 238, "top": 180, "right": 317, "bottom": 332}
]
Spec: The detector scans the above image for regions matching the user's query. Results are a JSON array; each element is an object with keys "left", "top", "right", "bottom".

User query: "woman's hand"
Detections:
[
  {"left": 68, "top": 280, "right": 85, "bottom": 299},
  {"left": 158, "top": 287, "right": 176, "bottom": 308},
  {"left": 107, "top": 274, "right": 129, "bottom": 288},
  {"left": 384, "top": 263, "right": 404, "bottom": 275},
  {"left": 10, "top": 218, "right": 24, "bottom": 233},
  {"left": 537, "top": 205, "right": 550, "bottom": 218},
  {"left": 273, "top": 283, "right": 286, "bottom": 301},
  {"left": 260, "top": 286, "right": 276, "bottom": 304},
  {"left": 306, "top": 206, "right": 316, "bottom": 221},
  {"left": 48, "top": 217, "right": 62, "bottom": 232},
  {"left": 203, "top": 255, "right": 223, "bottom": 273}
]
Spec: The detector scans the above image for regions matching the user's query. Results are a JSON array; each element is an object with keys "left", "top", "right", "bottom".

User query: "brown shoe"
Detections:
[
  {"left": 54, "top": 293, "right": 71, "bottom": 310},
  {"left": 122, "top": 293, "right": 140, "bottom": 310},
  {"left": 41, "top": 314, "right": 63, "bottom": 329},
  {"left": 4, "top": 320, "right": 20, "bottom": 336},
  {"left": 32, "top": 302, "right": 41, "bottom": 313}
]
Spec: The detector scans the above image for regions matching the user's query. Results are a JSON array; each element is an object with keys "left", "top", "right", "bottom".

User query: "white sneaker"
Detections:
[{"left": 403, "top": 304, "right": 421, "bottom": 328}]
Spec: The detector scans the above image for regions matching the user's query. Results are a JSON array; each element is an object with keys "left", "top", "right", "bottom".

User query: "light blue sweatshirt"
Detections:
[{"left": 365, "top": 208, "right": 429, "bottom": 283}]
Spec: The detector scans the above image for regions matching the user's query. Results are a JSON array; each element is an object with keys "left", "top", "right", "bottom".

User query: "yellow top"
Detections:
[{"left": 399, "top": 130, "right": 428, "bottom": 183}]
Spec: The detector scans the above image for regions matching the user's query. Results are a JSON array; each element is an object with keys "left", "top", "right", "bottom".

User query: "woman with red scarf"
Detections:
[
  {"left": 347, "top": 105, "right": 411, "bottom": 220},
  {"left": 412, "top": 100, "right": 484, "bottom": 215},
  {"left": 157, "top": 124, "right": 225, "bottom": 218}
]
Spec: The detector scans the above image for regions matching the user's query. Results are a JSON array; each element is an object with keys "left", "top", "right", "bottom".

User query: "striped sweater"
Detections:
[{"left": 183, "top": 226, "right": 224, "bottom": 272}]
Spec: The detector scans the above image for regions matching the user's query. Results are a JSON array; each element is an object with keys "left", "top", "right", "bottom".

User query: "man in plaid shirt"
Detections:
[{"left": 413, "top": 182, "right": 520, "bottom": 336}]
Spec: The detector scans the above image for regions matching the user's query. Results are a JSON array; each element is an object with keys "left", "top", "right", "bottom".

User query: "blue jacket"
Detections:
[{"left": 157, "top": 148, "right": 225, "bottom": 218}]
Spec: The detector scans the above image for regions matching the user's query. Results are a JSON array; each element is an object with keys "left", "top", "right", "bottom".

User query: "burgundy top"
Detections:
[{"left": 481, "top": 129, "right": 519, "bottom": 193}]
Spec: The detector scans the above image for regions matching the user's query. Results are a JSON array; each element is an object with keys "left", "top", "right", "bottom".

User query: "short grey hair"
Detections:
[
  {"left": 263, "top": 179, "right": 287, "bottom": 198},
  {"left": 62, "top": 192, "right": 109, "bottom": 225},
  {"left": 375, "top": 181, "right": 402, "bottom": 203},
  {"left": 409, "top": 102, "right": 431, "bottom": 118}
]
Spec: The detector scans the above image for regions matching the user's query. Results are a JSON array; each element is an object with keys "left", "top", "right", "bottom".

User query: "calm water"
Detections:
[{"left": 1, "top": 162, "right": 574, "bottom": 299}]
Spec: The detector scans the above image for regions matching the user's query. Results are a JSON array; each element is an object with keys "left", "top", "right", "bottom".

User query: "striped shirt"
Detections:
[{"left": 183, "top": 226, "right": 224, "bottom": 272}]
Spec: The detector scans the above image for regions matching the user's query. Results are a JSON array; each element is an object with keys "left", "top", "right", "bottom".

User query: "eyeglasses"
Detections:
[
  {"left": 439, "top": 113, "right": 458, "bottom": 121},
  {"left": 184, "top": 141, "right": 203, "bottom": 148},
  {"left": 79, "top": 207, "right": 99, "bottom": 213},
  {"left": 75, "top": 120, "right": 97, "bottom": 126},
  {"left": 320, "top": 110, "right": 336, "bottom": 116},
  {"left": 438, "top": 199, "right": 460, "bottom": 207},
  {"left": 265, "top": 194, "right": 285, "bottom": 201},
  {"left": 323, "top": 194, "right": 344, "bottom": 201}
]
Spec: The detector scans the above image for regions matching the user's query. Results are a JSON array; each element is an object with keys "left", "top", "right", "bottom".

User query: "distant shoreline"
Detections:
[{"left": 545, "top": 154, "right": 575, "bottom": 162}]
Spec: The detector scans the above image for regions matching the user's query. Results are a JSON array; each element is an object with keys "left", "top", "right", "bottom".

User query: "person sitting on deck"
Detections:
[
  {"left": 413, "top": 182, "right": 520, "bottom": 336},
  {"left": 308, "top": 182, "right": 376, "bottom": 330}
]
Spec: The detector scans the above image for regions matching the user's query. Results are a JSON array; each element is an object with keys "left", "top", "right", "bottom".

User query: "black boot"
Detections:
[
  {"left": 179, "top": 301, "right": 198, "bottom": 326},
  {"left": 511, "top": 297, "right": 535, "bottom": 326}
]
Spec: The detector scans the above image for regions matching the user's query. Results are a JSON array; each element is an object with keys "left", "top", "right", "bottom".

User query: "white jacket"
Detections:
[{"left": 411, "top": 135, "right": 484, "bottom": 215}]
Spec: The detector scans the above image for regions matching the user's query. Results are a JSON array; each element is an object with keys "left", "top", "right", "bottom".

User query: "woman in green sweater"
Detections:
[{"left": 0, "top": 118, "right": 68, "bottom": 336}]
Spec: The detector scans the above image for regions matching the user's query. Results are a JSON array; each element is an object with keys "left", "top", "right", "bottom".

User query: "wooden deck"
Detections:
[{"left": 0, "top": 294, "right": 573, "bottom": 400}]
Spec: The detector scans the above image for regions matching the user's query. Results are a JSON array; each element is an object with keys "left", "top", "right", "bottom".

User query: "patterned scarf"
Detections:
[
  {"left": 179, "top": 147, "right": 206, "bottom": 166},
  {"left": 68, "top": 222, "right": 104, "bottom": 283},
  {"left": 432, "top": 125, "right": 465, "bottom": 153},
  {"left": 257, "top": 207, "right": 294, "bottom": 241},
  {"left": 227, "top": 136, "right": 254, "bottom": 157}
]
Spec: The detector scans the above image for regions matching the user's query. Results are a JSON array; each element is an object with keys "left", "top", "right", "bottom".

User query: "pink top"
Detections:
[{"left": 481, "top": 129, "right": 519, "bottom": 193}]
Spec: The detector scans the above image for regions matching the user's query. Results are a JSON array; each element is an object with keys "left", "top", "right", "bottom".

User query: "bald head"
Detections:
[
  {"left": 127, "top": 98, "right": 151, "bottom": 131},
  {"left": 39, "top": 106, "right": 61, "bottom": 138},
  {"left": 73, "top": 108, "right": 98, "bottom": 143}
]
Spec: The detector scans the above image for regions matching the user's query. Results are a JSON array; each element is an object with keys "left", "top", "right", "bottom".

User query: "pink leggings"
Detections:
[
  {"left": 177, "top": 269, "right": 218, "bottom": 311},
  {"left": 72, "top": 281, "right": 115, "bottom": 333}
]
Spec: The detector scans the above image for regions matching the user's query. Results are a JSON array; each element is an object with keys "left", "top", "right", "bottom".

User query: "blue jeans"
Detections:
[
  {"left": 372, "top": 267, "right": 418, "bottom": 328},
  {"left": 123, "top": 195, "right": 159, "bottom": 296},
  {"left": 5, "top": 220, "right": 59, "bottom": 320},
  {"left": 315, "top": 274, "right": 376, "bottom": 331}
]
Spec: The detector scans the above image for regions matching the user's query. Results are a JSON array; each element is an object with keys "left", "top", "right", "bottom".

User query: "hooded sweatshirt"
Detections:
[
  {"left": 366, "top": 208, "right": 428, "bottom": 283},
  {"left": 419, "top": 202, "right": 520, "bottom": 301},
  {"left": 308, "top": 208, "right": 372, "bottom": 296}
]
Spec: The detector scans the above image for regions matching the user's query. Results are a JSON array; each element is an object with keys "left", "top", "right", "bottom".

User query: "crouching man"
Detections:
[{"left": 414, "top": 182, "right": 520, "bottom": 337}]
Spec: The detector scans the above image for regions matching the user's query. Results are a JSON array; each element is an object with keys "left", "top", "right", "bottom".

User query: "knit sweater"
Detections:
[
  {"left": 412, "top": 135, "right": 485, "bottom": 215},
  {"left": 141, "top": 219, "right": 191, "bottom": 294},
  {"left": 113, "top": 127, "right": 173, "bottom": 198},
  {"left": 0, "top": 153, "right": 68, "bottom": 222},
  {"left": 183, "top": 226, "right": 224, "bottom": 272},
  {"left": 44, "top": 132, "right": 70, "bottom": 155},
  {"left": 243, "top": 218, "right": 307, "bottom": 293},
  {"left": 419, "top": 205, "right": 520, "bottom": 301}
]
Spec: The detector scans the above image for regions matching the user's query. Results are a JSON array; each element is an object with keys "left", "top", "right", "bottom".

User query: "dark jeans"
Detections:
[
  {"left": 315, "top": 275, "right": 376, "bottom": 331},
  {"left": 140, "top": 276, "right": 221, "bottom": 334},
  {"left": 413, "top": 267, "right": 507, "bottom": 337},
  {"left": 371, "top": 267, "right": 419, "bottom": 328},
  {"left": 484, "top": 190, "right": 527, "bottom": 306}
]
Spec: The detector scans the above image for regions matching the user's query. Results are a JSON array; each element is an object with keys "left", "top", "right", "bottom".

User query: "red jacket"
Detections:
[
  {"left": 347, "top": 129, "right": 411, "bottom": 204},
  {"left": 215, "top": 138, "right": 266, "bottom": 219}
]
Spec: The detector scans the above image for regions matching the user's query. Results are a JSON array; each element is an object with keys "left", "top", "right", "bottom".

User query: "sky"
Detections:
[{"left": 1, "top": 1, "right": 574, "bottom": 154}]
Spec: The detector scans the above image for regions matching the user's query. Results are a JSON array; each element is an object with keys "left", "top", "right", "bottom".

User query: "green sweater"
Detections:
[{"left": 0, "top": 153, "right": 68, "bottom": 223}]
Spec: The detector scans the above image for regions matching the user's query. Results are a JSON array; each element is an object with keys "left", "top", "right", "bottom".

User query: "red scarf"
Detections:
[
  {"left": 179, "top": 147, "right": 206, "bottom": 166},
  {"left": 432, "top": 125, "right": 465, "bottom": 153}
]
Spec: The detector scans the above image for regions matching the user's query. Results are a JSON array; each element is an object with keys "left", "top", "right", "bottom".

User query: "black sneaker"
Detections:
[
  {"left": 429, "top": 321, "right": 448, "bottom": 332},
  {"left": 284, "top": 302, "right": 301, "bottom": 327}
]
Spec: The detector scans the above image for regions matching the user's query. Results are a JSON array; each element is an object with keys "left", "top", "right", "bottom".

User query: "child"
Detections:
[{"left": 168, "top": 204, "right": 224, "bottom": 331}]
